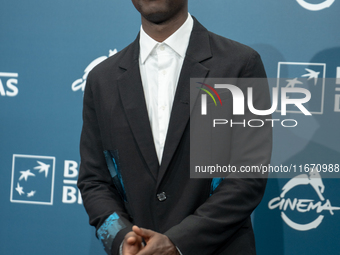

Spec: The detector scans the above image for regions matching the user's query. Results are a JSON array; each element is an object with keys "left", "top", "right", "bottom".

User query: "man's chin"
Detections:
[{"left": 142, "top": 12, "right": 170, "bottom": 24}]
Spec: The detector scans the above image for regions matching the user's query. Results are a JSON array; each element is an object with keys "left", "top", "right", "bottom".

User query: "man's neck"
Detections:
[{"left": 141, "top": 10, "right": 188, "bottom": 42}]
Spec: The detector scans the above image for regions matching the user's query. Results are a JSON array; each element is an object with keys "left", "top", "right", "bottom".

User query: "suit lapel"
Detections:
[
  {"left": 157, "top": 18, "right": 212, "bottom": 187},
  {"left": 117, "top": 36, "right": 159, "bottom": 180}
]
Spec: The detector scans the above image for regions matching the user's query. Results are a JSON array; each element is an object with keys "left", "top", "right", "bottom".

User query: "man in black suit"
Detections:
[{"left": 78, "top": 0, "right": 272, "bottom": 255}]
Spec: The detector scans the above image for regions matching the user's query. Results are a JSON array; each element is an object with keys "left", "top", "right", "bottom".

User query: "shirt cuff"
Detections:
[
  {"left": 119, "top": 241, "right": 123, "bottom": 255},
  {"left": 176, "top": 246, "right": 183, "bottom": 255}
]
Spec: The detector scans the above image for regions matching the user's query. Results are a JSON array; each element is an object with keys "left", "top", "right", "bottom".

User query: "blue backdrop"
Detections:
[{"left": 1, "top": 1, "right": 339, "bottom": 254}]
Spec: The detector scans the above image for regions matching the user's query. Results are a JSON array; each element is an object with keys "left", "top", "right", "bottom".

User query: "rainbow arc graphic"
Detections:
[{"left": 197, "top": 82, "right": 222, "bottom": 106}]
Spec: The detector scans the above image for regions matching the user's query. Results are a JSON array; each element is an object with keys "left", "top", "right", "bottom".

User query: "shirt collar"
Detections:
[{"left": 139, "top": 13, "right": 194, "bottom": 64}]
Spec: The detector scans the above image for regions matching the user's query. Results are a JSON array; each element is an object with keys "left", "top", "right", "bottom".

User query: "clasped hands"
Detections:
[{"left": 122, "top": 225, "right": 179, "bottom": 255}]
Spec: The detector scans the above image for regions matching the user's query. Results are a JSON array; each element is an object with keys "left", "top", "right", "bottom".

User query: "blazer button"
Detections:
[{"left": 157, "top": 192, "right": 167, "bottom": 202}]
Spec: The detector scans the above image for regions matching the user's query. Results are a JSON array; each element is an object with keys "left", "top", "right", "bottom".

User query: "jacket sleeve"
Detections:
[
  {"left": 165, "top": 50, "right": 272, "bottom": 255},
  {"left": 77, "top": 71, "right": 133, "bottom": 255}
]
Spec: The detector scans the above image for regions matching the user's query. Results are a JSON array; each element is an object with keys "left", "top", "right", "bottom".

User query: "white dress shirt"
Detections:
[{"left": 139, "top": 13, "right": 194, "bottom": 163}]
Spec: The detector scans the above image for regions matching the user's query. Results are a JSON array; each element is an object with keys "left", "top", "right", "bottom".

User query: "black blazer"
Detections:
[{"left": 78, "top": 17, "right": 272, "bottom": 255}]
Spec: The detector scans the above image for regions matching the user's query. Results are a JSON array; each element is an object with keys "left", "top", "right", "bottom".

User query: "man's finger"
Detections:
[
  {"left": 126, "top": 236, "right": 138, "bottom": 245},
  {"left": 123, "top": 231, "right": 144, "bottom": 255},
  {"left": 132, "top": 225, "right": 155, "bottom": 239}
]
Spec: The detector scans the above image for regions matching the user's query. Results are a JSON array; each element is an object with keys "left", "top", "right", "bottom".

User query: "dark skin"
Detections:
[
  {"left": 131, "top": 0, "right": 188, "bottom": 42},
  {"left": 123, "top": 1, "right": 188, "bottom": 254},
  {"left": 123, "top": 226, "right": 179, "bottom": 255}
]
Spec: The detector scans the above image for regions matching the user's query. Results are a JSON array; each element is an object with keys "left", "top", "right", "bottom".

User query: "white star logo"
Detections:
[
  {"left": 33, "top": 161, "right": 50, "bottom": 178},
  {"left": 302, "top": 68, "right": 320, "bottom": 85},
  {"left": 19, "top": 169, "right": 35, "bottom": 181},
  {"left": 15, "top": 182, "right": 24, "bottom": 195},
  {"left": 286, "top": 78, "right": 303, "bottom": 88},
  {"left": 27, "top": 190, "right": 36, "bottom": 197}
]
